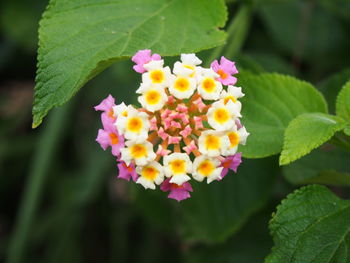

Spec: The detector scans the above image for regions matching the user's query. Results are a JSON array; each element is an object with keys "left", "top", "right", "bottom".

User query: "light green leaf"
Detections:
[
  {"left": 266, "top": 185, "right": 350, "bottom": 263},
  {"left": 33, "top": 0, "right": 228, "bottom": 127},
  {"left": 336, "top": 81, "right": 350, "bottom": 121},
  {"left": 283, "top": 147, "right": 350, "bottom": 186},
  {"left": 238, "top": 73, "right": 327, "bottom": 158},
  {"left": 280, "top": 113, "right": 346, "bottom": 165},
  {"left": 179, "top": 157, "right": 277, "bottom": 243}
]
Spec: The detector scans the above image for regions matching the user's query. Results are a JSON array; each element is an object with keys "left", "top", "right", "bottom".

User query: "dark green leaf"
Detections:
[{"left": 266, "top": 185, "right": 350, "bottom": 263}]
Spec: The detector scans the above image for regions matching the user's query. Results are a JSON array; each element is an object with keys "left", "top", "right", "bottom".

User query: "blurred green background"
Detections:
[{"left": 1, "top": 0, "right": 350, "bottom": 262}]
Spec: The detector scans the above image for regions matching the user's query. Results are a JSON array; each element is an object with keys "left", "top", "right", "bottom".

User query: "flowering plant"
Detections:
[{"left": 95, "top": 50, "right": 249, "bottom": 201}]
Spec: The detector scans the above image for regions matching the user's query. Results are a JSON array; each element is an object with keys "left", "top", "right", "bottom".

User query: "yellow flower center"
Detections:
[
  {"left": 174, "top": 77, "right": 190, "bottom": 92},
  {"left": 214, "top": 108, "right": 230, "bottom": 124},
  {"left": 228, "top": 132, "right": 239, "bottom": 148},
  {"left": 122, "top": 110, "right": 128, "bottom": 117},
  {"left": 109, "top": 133, "right": 119, "bottom": 145},
  {"left": 205, "top": 135, "right": 220, "bottom": 150},
  {"left": 170, "top": 159, "right": 186, "bottom": 174},
  {"left": 130, "top": 144, "right": 147, "bottom": 158},
  {"left": 184, "top": 64, "right": 195, "bottom": 77},
  {"left": 202, "top": 78, "right": 216, "bottom": 93},
  {"left": 198, "top": 160, "right": 215, "bottom": 176},
  {"left": 184, "top": 64, "right": 194, "bottom": 71},
  {"left": 224, "top": 95, "right": 237, "bottom": 104},
  {"left": 150, "top": 69, "right": 165, "bottom": 83},
  {"left": 127, "top": 117, "right": 143, "bottom": 132},
  {"left": 217, "top": 69, "right": 228, "bottom": 79},
  {"left": 145, "top": 90, "right": 161, "bottom": 105},
  {"left": 141, "top": 166, "right": 159, "bottom": 180}
]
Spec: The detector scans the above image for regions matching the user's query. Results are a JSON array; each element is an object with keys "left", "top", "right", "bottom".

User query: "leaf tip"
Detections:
[
  {"left": 32, "top": 116, "right": 42, "bottom": 129},
  {"left": 279, "top": 154, "right": 291, "bottom": 166}
]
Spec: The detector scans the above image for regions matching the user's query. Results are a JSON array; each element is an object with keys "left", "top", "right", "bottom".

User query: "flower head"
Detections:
[{"left": 95, "top": 51, "right": 249, "bottom": 202}]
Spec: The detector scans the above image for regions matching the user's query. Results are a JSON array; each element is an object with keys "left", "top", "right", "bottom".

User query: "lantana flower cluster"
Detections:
[{"left": 95, "top": 50, "right": 249, "bottom": 202}]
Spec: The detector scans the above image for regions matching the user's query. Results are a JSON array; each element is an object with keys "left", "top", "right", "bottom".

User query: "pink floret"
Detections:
[
  {"left": 156, "top": 145, "right": 171, "bottom": 156},
  {"left": 194, "top": 116, "right": 204, "bottom": 129},
  {"left": 97, "top": 113, "right": 124, "bottom": 157},
  {"left": 150, "top": 117, "right": 158, "bottom": 131},
  {"left": 179, "top": 125, "right": 192, "bottom": 138},
  {"left": 96, "top": 129, "right": 110, "bottom": 150},
  {"left": 235, "top": 119, "right": 243, "bottom": 129},
  {"left": 132, "top": 49, "right": 161, "bottom": 73},
  {"left": 211, "top": 56, "right": 238, "bottom": 85},
  {"left": 160, "top": 178, "right": 193, "bottom": 202},
  {"left": 220, "top": 153, "right": 242, "bottom": 179},
  {"left": 94, "top": 94, "right": 115, "bottom": 112},
  {"left": 117, "top": 161, "right": 138, "bottom": 182},
  {"left": 168, "top": 136, "right": 181, "bottom": 144}
]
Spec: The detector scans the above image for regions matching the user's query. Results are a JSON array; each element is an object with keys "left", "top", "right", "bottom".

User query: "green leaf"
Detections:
[
  {"left": 179, "top": 157, "right": 278, "bottom": 243},
  {"left": 280, "top": 113, "right": 346, "bottom": 165},
  {"left": 283, "top": 147, "right": 350, "bottom": 186},
  {"left": 33, "top": 0, "right": 228, "bottom": 127},
  {"left": 266, "top": 185, "right": 350, "bottom": 263},
  {"left": 336, "top": 81, "right": 350, "bottom": 121},
  {"left": 238, "top": 73, "right": 327, "bottom": 158}
]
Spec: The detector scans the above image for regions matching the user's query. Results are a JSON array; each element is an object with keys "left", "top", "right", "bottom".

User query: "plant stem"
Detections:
[{"left": 6, "top": 103, "right": 72, "bottom": 263}]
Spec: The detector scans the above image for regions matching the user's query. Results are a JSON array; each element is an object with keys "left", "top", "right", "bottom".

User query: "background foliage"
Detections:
[{"left": 1, "top": 0, "right": 350, "bottom": 262}]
